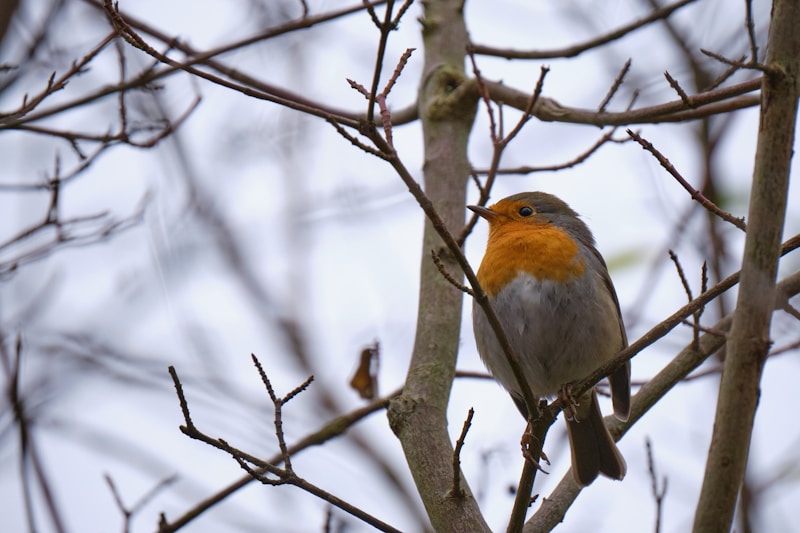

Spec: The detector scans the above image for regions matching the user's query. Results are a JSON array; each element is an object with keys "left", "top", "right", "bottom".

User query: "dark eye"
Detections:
[{"left": 518, "top": 206, "right": 534, "bottom": 217}]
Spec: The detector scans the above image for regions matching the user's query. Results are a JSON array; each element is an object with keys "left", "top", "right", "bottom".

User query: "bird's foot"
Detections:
[
  {"left": 520, "top": 423, "right": 550, "bottom": 473},
  {"left": 558, "top": 384, "right": 580, "bottom": 421}
]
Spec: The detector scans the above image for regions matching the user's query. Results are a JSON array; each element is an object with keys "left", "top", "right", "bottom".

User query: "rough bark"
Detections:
[
  {"left": 386, "top": 1, "right": 487, "bottom": 531},
  {"left": 693, "top": 1, "right": 799, "bottom": 530}
]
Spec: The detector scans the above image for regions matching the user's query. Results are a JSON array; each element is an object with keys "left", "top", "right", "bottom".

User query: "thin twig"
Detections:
[
  {"left": 500, "top": 66, "right": 549, "bottom": 145},
  {"left": 382, "top": 48, "right": 416, "bottom": 97},
  {"left": 360, "top": 126, "right": 541, "bottom": 437},
  {"left": 669, "top": 250, "right": 703, "bottom": 349},
  {"left": 668, "top": 250, "right": 693, "bottom": 301},
  {"left": 768, "top": 337, "right": 800, "bottom": 357},
  {"left": 5, "top": 335, "right": 67, "bottom": 533},
  {"left": 168, "top": 363, "right": 400, "bottom": 533},
  {"left": 324, "top": 505, "right": 334, "bottom": 533},
  {"left": 326, "top": 118, "right": 391, "bottom": 160},
  {"left": 458, "top": 66, "right": 550, "bottom": 246},
  {"left": 664, "top": 71, "right": 691, "bottom": 106},
  {"left": 700, "top": 48, "right": 775, "bottom": 75},
  {"left": 627, "top": 129, "right": 746, "bottom": 231},
  {"left": 105, "top": 473, "right": 177, "bottom": 533},
  {"left": 0, "top": 33, "right": 116, "bottom": 123},
  {"left": 703, "top": 56, "right": 748, "bottom": 92},
  {"left": 467, "top": 50, "right": 499, "bottom": 143},
  {"left": 645, "top": 438, "right": 668, "bottom": 533},
  {"left": 391, "top": 0, "right": 414, "bottom": 26},
  {"left": 598, "top": 58, "right": 632, "bottom": 112},
  {"left": 104, "top": 474, "right": 130, "bottom": 525},
  {"left": 479, "top": 90, "right": 638, "bottom": 176},
  {"left": 168, "top": 366, "right": 195, "bottom": 430},
  {"left": 697, "top": 261, "right": 708, "bottom": 347},
  {"left": 470, "top": 0, "right": 698, "bottom": 60},
  {"left": 251, "top": 354, "right": 313, "bottom": 470},
  {"left": 298, "top": 0, "right": 309, "bottom": 18},
  {"left": 348, "top": 47, "right": 413, "bottom": 146},
  {"left": 480, "top": 128, "right": 627, "bottom": 175},
  {"left": 431, "top": 250, "right": 473, "bottom": 296},
  {"left": 0, "top": 191, "right": 150, "bottom": 279},
  {"left": 450, "top": 408, "right": 475, "bottom": 498},
  {"left": 162, "top": 389, "right": 399, "bottom": 532},
  {"left": 561, "top": 233, "right": 800, "bottom": 410},
  {"left": 365, "top": 0, "right": 397, "bottom": 124},
  {"left": 376, "top": 48, "right": 416, "bottom": 147},
  {"left": 362, "top": 0, "right": 382, "bottom": 28},
  {"left": 99, "top": 0, "right": 364, "bottom": 129},
  {"left": 745, "top": 0, "right": 759, "bottom": 63},
  {"left": 679, "top": 319, "right": 727, "bottom": 337}
]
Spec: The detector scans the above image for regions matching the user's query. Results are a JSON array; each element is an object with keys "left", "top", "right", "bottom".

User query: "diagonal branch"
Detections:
[
  {"left": 627, "top": 129, "right": 747, "bottom": 231},
  {"left": 527, "top": 267, "right": 800, "bottom": 531},
  {"left": 167, "top": 365, "right": 401, "bottom": 533},
  {"left": 471, "top": 0, "right": 699, "bottom": 60}
]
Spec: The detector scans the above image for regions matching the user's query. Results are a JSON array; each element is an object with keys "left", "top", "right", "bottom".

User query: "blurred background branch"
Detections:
[{"left": 0, "top": 1, "right": 797, "bottom": 532}]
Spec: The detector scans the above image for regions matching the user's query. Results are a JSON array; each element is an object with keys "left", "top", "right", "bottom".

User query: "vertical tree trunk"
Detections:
[
  {"left": 386, "top": 0, "right": 485, "bottom": 531},
  {"left": 693, "top": 1, "right": 799, "bottom": 530}
]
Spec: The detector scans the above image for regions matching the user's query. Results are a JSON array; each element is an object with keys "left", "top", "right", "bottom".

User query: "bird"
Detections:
[{"left": 469, "top": 191, "right": 630, "bottom": 487}]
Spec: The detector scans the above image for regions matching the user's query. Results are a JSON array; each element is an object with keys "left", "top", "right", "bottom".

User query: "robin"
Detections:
[{"left": 469, "top": 191, "right": 630, "bottom": 487}]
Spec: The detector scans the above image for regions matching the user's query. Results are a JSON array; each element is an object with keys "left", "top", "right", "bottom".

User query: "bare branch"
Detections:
[
  {"left": 627, "top": 129, "right": 747, "bottom": 231},
  {"left": 679, "top": 319, "right": 727, "bottom": 338},
  {"left": 162, "top": 387, "right": 399, "bottom": 531},
  {"left": 700, "top": 48, "right": 774, "bottom": 75},
  {"left": 745, "top": 0, "right": 759, "bottom": 63},
  {"left": 598, "top": 58, "right": 632, "bottom": 113},
  {"left": 468, "top": 50, "right": 500, "bottom": 143},
  {"left": 703, "top": 55, "right": 749, "bottom": 92},
  {"left": 0, "top": 191, "right": 150, "bottom": 279},
  {"left": 363, "top": 127, "right": 539, "bottom": 426},
  {"left": 326, "top": 118, "right": 392, "bottom": 160},
  {"left": 476, "top": 127, "right": 629, "bottom": 175},
  {"left": 167, "top": 363, "right": 401, "bottom": 533},
  {"left": 431, "top": 249, "right": 473, "bottom": 296},
  {"left": 0, "top": 32, "right": 116, "bottom": 123},
  {"left": 664, "top": 71, "right": 691, "bottom": 106},
  {"left": 105, "top": 473, "right": 177, "bottom": 533},
  {"left": 450, "top": 408, "right": 475, "bottom": 498},
  {"left": 562, "top": 233, "right": 800, "bottom": 409},
  {"left": 645, "top": 438, "right": 668, "bottom": 533},
  {"left": 458, "top": 65, "right": 550, "bottom": 246},
  {"left": 500, "top": 66, "right": 549, "bottom": 145},
  {"left": 168, "top": 366, "right": 195, "bottom": 431},
  {"left": 347, "top": 47, "right": 415, "bottom": 147},
  {"left": 368, "top": 25, "right": 393, "bottom": 113},
  {"left": 528, "top": 266, "right": 800, "bottom": 531},
  {"left": 471, "top": 0, "right": 699, "bottom": 60},
  {"left": 668, "top": 250, "right": 695, "bottom": 306},
  {"left": 482, "top": 77, "right": 761, "bottom": 127},
  {"left": 298, "top": 0, "right": 309, "bottom": 18}
]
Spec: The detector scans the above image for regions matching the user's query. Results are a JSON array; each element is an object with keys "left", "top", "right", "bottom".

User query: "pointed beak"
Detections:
[{"left": 467, "top": 205, "right": 496, "bottom": 221}]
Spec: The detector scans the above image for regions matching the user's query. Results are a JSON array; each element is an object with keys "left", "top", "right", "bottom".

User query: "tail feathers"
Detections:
[
  {"left": 609, "top": 360, "right": 631, "bottom": 422},
  {"left": 565, "top": 390, "right": 626, "bottom": 487}
]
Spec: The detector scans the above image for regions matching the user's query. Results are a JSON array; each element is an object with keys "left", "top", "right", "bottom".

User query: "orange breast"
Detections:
[{"left": 477, "top": 222, "right": 585, "bottom": 297}]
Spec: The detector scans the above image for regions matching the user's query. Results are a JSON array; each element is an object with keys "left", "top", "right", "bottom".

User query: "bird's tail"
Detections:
[{"left": 565, "top": 389, "right": 626, "bottom": 487}]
